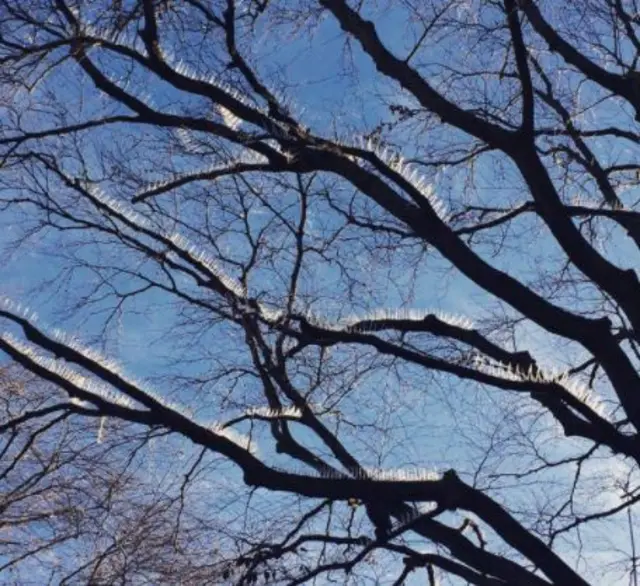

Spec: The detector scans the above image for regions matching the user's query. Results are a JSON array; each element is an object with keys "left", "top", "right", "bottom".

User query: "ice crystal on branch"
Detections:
[
  {"left": 0, "top": 333, "right": 134, "bottom": 409},
  {"left": 473, "top": 356, "right": 610, "bottom": 420},
  {"left": 353, "top": 137, "right": 450, "bottom": 222},
  {"left": 209, "top": 422, "right": 256, "bottom": 454},
  {"left": 0, "top": 297, "right": 39, "bottom": 323},
  {"left": 245, "top": 406, "right": 303, "bottom": 420},
  {"left": 273, "top": 465, "right": 441, "bottom": 482},
  {"left": 217, "top": 105, "right": 242, "bottom": 130},
  {"left": 165, "top": 232, "right": 247, "bottom": 298},
  {"left": 302, "top": 307, "right": 473, "bottom": 333}
]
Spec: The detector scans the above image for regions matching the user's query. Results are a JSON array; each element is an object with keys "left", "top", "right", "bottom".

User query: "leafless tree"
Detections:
[
  {"left": 0, "top": 365, "right": 247, "bottom": 584},
  {"left": 1, "top": 1, "right": 640, "bottom": 584}
]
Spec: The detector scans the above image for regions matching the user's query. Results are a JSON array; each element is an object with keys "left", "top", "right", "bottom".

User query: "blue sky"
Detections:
[{"left": 1, "top": 1, "right": 640, "bottom": 584}]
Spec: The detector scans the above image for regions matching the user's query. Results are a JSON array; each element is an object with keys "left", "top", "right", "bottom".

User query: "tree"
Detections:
[
  {"left": 0, "top": 365, "right": 240, "bottom": 584},
  {"left": 1, "top": 0, "right": 640, "bottom": 583}
]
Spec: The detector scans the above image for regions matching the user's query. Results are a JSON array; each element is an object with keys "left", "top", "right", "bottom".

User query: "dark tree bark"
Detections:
[{"left": 1, "top": 1, "right": 639, "bottom": 584}]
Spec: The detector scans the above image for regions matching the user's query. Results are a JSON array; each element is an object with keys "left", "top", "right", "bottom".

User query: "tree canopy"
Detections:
[{"left": 1, "top": 1, "right": 640, "bottom": 584}]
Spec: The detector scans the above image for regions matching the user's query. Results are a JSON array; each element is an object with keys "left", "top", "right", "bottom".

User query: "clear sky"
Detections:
[{"left": 1, "top": 1, "right": 639, "bottom": 584}]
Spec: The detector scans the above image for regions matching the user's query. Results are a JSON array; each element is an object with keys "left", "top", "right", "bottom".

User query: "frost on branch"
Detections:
[
  {"left": 392, "top": 502, "right": 439, "bottom": 532},
  {"left": 83, "top": 183, "right": 151, "bottom": 230},
  {"left": 1, "top": 298, "right": 178, "bottom": 413},
  {"left": 245, "top": 406, "right": 303, "bottom": 420},
  {"left": 302, "top": 307, "right": 473, "bottom": 332},
  {"left": 81, "top": 183, "right": 247, "bottom": 298},
  {"left": 165, "top": 232, "right": 247, "bottom": 298},
  {"left": 217, "top": 105, "right": 242, "bottom": 130},
  {"left": 0, "top": 297, "right": 39, "bottom": 324},
  {"left": 0, "top": 333, "right": 134, "bottom": 409},
  {"left": 273, "top": 465, "right": 441, "bottom": 482},
  {"left": 209, "top": 422, "right": 256, "bottom": 454},
  {"left": 353, "top": 137, "right": 450, "bottom": 222},
  {"left": 133, "top": 153, "right": 270, "bottom": 201},
  {"left": 0, "top": 302, "right": 261, "bottom": 454},
  {"left": 473, "top": 356, "right": 610, "bottom": 420}
]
